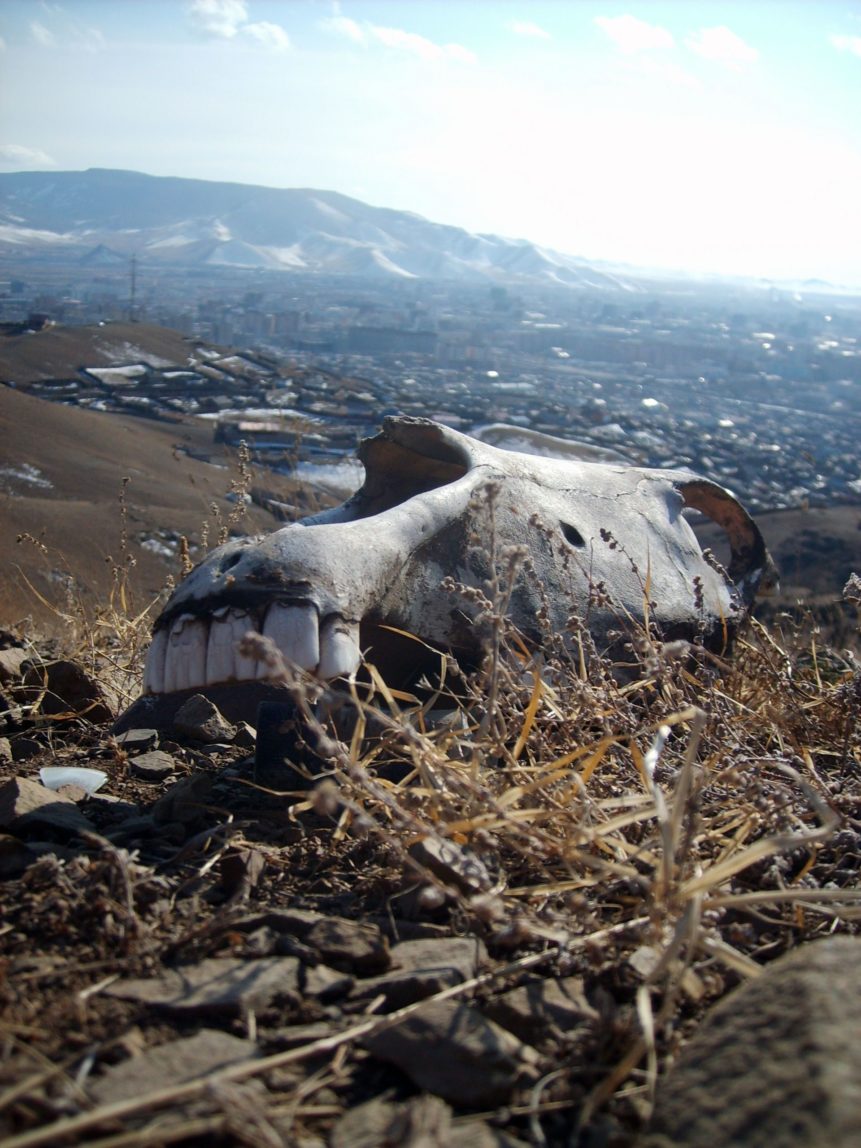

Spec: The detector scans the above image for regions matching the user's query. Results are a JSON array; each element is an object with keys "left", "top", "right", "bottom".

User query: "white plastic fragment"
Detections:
[{"left": 40, "top": 766, "right": 108, "bottom": 794}]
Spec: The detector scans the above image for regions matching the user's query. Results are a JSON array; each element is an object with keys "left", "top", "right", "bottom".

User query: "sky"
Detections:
[{"left": 1, "top": 0, "right": 860, "bottom": 284}]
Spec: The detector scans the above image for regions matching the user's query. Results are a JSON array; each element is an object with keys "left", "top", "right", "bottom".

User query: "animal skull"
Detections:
[{"left": 139, "top": 417, "right": 771, "bottom": 709}]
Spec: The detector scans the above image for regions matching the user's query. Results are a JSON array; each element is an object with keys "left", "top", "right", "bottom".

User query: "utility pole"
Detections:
[{"left": 129, "top": 254, "right": 137, "bottom": 322}]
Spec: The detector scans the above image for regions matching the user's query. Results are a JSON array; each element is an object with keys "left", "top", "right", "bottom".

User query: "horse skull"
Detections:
[{"left": 136, "top": 416, "right": 772, "bottom": 717}]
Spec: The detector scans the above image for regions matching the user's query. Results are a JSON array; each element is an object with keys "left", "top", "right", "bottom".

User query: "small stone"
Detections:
[
  {"left": 114, "top": 728, "right": 159, "bottom": 753},
  {"left": 484, "top": 976, "right": 598, "bottom": 1045},
  {"left": 331, "top": 1094, "right": 453, "bottom": 1148},
  {"left": 20, "top": 659, "right": 114, "bottom": 723},
  {"left": 129, "top": 750, "right": 176, "bottom": 782},
  {"left": 302, "top": 963, "right": 354, "bottom": 1002},
  {"left": 152, "top": 772, "right": 214, "bottom": 825},
  {"left": 363, "top": 1000, "right": 540, "bottom": 1108},
  {"left": 0, "top": 648, "right": 28, "bottom": 684},
  {"left": 250, "top": 907, "right": 392, "bottom": 969},
  {"left": 219, "top": 849, "right": 266, "bottom": 898},
  {"left": 332, "top": 1101, "right": 528, "bottom": 1148},
  {"left": 0, "top": 777, "right": 94, "bottom": 836},
  {"left": 0, "top": 737, "right": 12, "bottom": 764},
  {"left": 0, "top": 833, "right": 37, "bottom": 878},
  {"left": 89, "top": 1029, "right": 258, "bottom": 1104},
  {"left": 351, "top": 936, "right": 486, "bottom": 1012},
  {"left": 56, "top": 784, "right": 90, "bottom": 802},
  {"left": 305, "top": 917, "right": 391, "bottom": 975},
  {"left": 233, "top": 721, "right": 257, "bottom": 749},
  {"left": 173, "top": 694, "right": 236, "bottom": 744},
  {"left": 408, "top": 835, "right": 493, "bottom": 895},
  {"left": 263, "top": 908, "right": 323, "bottom": 937},
  {"left": 9, "top": 737, "right": 42, "bottom": 762},
  {"left": 106, "top": 956, "right": 301, "bottom": 1017}
]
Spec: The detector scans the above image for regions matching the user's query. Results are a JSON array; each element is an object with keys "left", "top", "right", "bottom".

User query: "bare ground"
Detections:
[{"left": 1, "top": 601, "right": 860, "bottom": 1147}]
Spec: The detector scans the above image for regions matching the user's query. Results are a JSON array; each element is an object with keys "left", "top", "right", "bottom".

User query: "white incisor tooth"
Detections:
[
  {"left": 317, "top": 616, "right": 361, "bottom": 679},
  {"left": 205, "top": 612, "right": 239, "bottom": 684},
  {"left": 228, "top": 610, "right": 260, "bottom": 681},
  {"left": 164, "top": 615, "right": 209, "bottom": 693},
  {"left": 258, "top": 602, "right": 320, "bottom": 677},
  {"left": 142, "top": 627, "right": 168, "bottom": 694}
]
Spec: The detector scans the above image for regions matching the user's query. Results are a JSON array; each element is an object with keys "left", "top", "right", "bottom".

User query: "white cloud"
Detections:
[
  {"left": 321, "top": 14, "right": 366, "bottom": 44},
  {"left": 320, "top": 13, "right": 474, "bottom": 62},
  {"left": 188, "top": 2, "right": 288, "bottom": 50},
  {"left": 244, "top": 21, "right": 290, "bottom": 51},
  {"left": 685, "top": 26, "right": 759, "bottom": 69},
  {"left": 508, "top": 21, "right": 550, "bottom": 41},
  {"left": 595, "top": 15, "right": 674, "bottom": 54},
  {"left": 368, "top": 25, "right": 475, "bottom": 63},
  {"left": 28, "top": 11, "right": 105, "bottom": 52},
  {"left": 830, "top": 34, "right": 861, "bottom": 58},
  {"left": 76, "top": 26, "right": 106, "bottom": 53},
  {"left": 189, "top": 0, "right": 248, "bottom": 39},
  {"left": 0, "top": 144, "right": 56, "bottom": 169},
  {"left": 31, "top": 21, "right": 57, "bottom": 47}
]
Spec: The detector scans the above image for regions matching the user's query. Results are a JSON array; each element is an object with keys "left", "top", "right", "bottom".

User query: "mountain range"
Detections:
[{"left": 0, "top": 168, "right": 631, "bottom": 289}]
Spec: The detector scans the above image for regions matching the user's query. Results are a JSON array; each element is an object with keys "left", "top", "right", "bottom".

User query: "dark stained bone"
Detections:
[{"left": 125, "top": 417, "right": 773, "bottom": 728}]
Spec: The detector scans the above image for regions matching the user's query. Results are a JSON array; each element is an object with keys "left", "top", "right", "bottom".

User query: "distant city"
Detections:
[{"left": 1, "top": 170, "right": 860, "bottom": 516}]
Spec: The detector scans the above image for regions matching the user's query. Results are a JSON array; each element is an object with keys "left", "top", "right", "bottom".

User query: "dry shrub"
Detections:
[
  {"left": 4, "top": 491, "right": 861, "bottom": 1144},
  {"left": 237, "top": 552, "right": 861, "bottom": 1131}
]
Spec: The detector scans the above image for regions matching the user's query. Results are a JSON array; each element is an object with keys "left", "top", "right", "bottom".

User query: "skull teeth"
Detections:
[
  {"left": 318, "top": 617, "right": 362, "bottom": 680},
  {"left": 142, "top": 626, "right": 168, "bottom": 695},
  {"left": 260, "top": 603, "right": 319, "bottom": 674},
  {"left": 143, "top": 604, "right": 361, "bottom": 695}
]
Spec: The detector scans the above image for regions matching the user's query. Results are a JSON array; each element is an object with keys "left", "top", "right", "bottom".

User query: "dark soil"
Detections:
[{"left": 2, "top": 623, "right": 860, "bottom": 1148}]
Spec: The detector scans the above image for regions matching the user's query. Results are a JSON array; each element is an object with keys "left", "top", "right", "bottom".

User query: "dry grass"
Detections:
[{"left": 2, "top": 498, "right": 860, "bottom": 1147}]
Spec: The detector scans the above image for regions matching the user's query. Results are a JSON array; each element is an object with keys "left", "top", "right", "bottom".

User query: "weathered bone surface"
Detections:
[{"left": 122, "top": 416, "right": 772, "bottom": 728}]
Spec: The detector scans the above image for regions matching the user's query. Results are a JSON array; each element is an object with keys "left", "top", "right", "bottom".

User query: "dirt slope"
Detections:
[
  {"left": 0, "top": 321, "right": 201, "bottom": 383},
  {"left": 0, "top": 386, "right": 285, "bottom": 632}
]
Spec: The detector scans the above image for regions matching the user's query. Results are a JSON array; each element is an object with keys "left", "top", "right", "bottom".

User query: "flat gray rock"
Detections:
[
  {"left": 21, "top": 658, "right": 114, "bottom": 722},
  {"left": 302, "top": 962, "right": 354, "bottom": 1001},
  {"left": 114, "top": 728, "right": 159, "bottom": 752},
  {"left": 152, "top": 771, "right": 214, "bottom": 825},
  {"left": 0, "top": 776, "right": 94, "bottom": 836},
  {"left": 330, "top": 1092, "right": 530, "bottom": 1148},
  {"left": 0, "top": 648, "right": 28, "bottom": 684},
  {"left": 89, "top": 1029, "right": 258, "bottom": 1104},
  {"left": 129, "top": 749, "right": 176, "bottom": 781},
  {"left": 408, "top": 835, "right": 493, "bottom": 895},
  {"left": 363, "top": 1000, "right": 540, "bottom": 1108},
  {"left": 484, "top": 975, "right": 598, "bottom": 1045},
  {"left": 644, "top": 936, "right": 861, "bottom": 1148},
  {"left": 304, "top": 916, "right": 391, "bottom": 975},
  {"left": 106, "top": 956, "right": 301, "bottom": 1017},
  {"left": 173, "top": 693, "right": 237, "bottom": 744},
  {"left": 351, "top": 936, "right": 486, "bottom": 1011}
]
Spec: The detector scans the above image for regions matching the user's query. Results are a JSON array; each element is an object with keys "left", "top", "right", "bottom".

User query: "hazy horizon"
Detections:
[{"left": 1, "top": 1, "right": 859, "bottom": 285}]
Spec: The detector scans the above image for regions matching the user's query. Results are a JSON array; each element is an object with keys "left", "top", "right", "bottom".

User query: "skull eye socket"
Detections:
[{"left": 561, "top": 522, "right": 586, "bottom": 548}]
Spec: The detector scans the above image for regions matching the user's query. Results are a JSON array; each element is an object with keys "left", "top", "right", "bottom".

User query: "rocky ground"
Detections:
[{"left": 1, "top": 602, "right": 861, "bottom": 1147}]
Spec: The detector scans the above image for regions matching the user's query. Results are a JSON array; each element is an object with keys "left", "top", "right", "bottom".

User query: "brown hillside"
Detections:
[
  {"left": 0, "top": 386, "right": 290, "bottom": 632},
  {"left": 0, "top": 321, "right": 202, "bottom": 384},
  {"left": 698, "top": 505, "right": 861, "bottom": 605}
]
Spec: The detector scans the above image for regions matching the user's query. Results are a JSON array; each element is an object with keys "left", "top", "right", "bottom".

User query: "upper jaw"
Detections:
[{"left": 143, "top": 600, "right": 362, "bottom": 695}]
